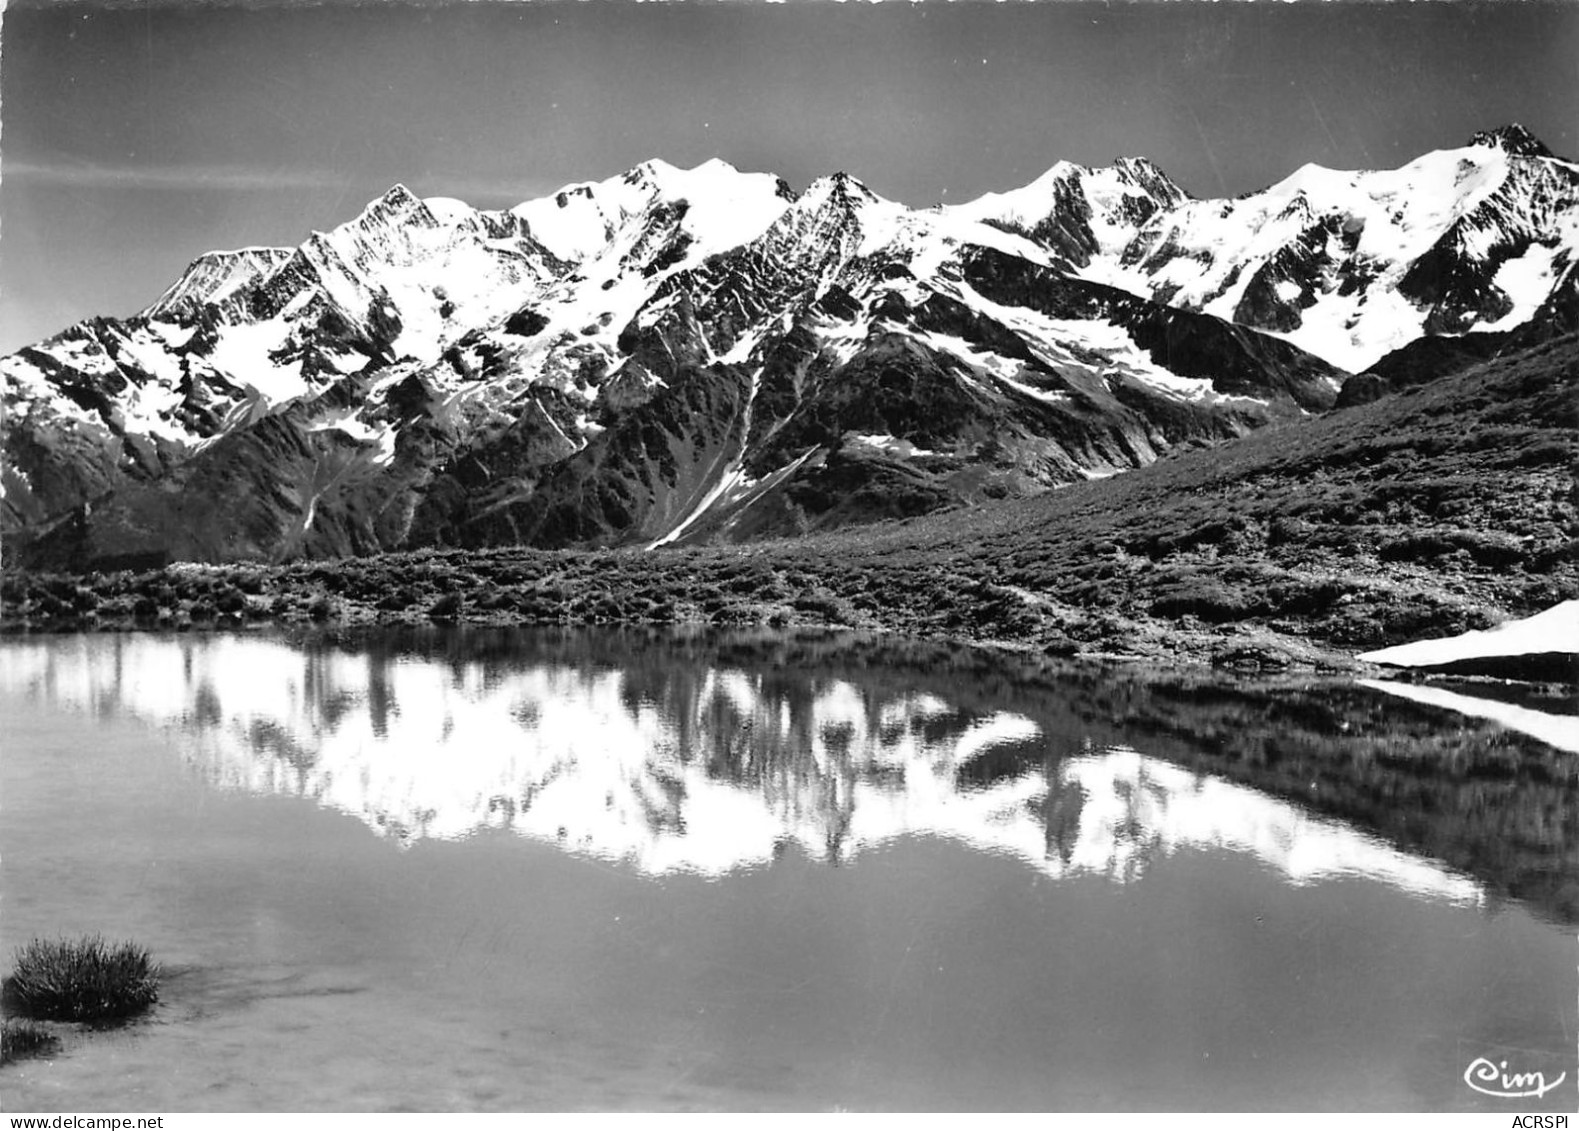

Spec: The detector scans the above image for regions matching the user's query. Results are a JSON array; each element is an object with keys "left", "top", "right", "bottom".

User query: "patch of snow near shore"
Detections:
[
  {"left": 1357, "top": 681, "right": 1579, "bottom": 755},
  {"left": 1358, "top": 600, "right": 1579, "bottom": 668}
]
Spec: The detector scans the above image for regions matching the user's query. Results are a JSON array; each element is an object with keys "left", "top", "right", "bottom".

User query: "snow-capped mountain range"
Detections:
[{"left": 4, "top": 126, "right": 1574, "bottom": 568}]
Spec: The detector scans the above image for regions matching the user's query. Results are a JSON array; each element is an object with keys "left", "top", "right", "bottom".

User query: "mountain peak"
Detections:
[
  {"left": 1035, "top": 159, "right": 1083, "bottom": 182},
  {"left": 805, "top": 171, "right": 879, "bottom": 202},
  {"left": 623, "top": 158, "right": 682, "bottom": 185},
  {"left": 1111, "top": 155, "right": 1162, "bottom": 174},
  {"left": 622, "top": 157, "right": 749, "bottom": 192},
  {"left": 374, "top": 183, "right": 423, "bottom": 208},
  {"left": 1110, "top": 155, "right": 1192, "bottom": 202},
  {"left": 349, "top": 184, "right": 430, "bottom": 234},
  {"left": 1468, "top": 124, "right": 1554, "bottom": 159}
]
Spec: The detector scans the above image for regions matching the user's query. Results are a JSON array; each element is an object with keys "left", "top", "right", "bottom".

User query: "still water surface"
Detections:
[{"left": 1, "top": 628, "right": 1574, "bottom": 1111}]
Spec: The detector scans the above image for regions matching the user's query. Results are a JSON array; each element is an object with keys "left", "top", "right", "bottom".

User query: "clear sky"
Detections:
[{"left": 2, "top": 0, "right": 1576, "bottom": 354}]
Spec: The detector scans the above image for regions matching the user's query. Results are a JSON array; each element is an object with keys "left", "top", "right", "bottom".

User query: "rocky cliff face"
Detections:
[{"left": 5, "top": 130, "right": 1573, "bottom": 569}]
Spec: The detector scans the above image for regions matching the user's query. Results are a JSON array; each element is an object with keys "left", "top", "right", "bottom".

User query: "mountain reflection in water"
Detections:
[{"left": 2, "top": 628, "right": 1573, "bottom": 920}]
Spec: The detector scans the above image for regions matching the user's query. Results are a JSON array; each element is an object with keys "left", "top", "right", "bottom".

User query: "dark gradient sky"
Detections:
[{"left": 3, "top": 0, "right": 1576, "bottom": 352}]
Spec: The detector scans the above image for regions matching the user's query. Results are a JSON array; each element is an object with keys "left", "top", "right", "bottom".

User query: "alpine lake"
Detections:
[{"left": 1, "top": 627, "right": 1574, "bottom": 1112}]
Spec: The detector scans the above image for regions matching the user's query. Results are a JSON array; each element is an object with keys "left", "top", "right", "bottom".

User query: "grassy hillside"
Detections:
[{"left": 4, "top": 334, "right": 1575, "bottom": 670}]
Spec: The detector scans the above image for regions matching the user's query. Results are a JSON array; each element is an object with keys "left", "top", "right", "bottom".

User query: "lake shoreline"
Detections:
[
  {"left": 0, "top": 550, "right": 1374, "bottom": 675},
  {"left": 2, "top": 545, "right": 1572, "bottom": 688}
]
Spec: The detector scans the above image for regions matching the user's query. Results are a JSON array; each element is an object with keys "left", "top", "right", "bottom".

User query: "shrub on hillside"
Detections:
[{"left": 1149, "top": 576, "right": 1267, "bottom": 623}]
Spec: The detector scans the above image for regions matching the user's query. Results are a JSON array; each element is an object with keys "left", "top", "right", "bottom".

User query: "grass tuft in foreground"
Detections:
[
  {"left": 4, "top": 936, "right": 160, "bottom": 1023},
  {"left": 0, "top": 1019, "right": 61, "bottom": 1066}
]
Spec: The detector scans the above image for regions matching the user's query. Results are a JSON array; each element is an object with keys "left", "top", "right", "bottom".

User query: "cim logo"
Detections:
[{"left": 1464, "top": 1056, "right": 1569, "bottom": 1101}]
